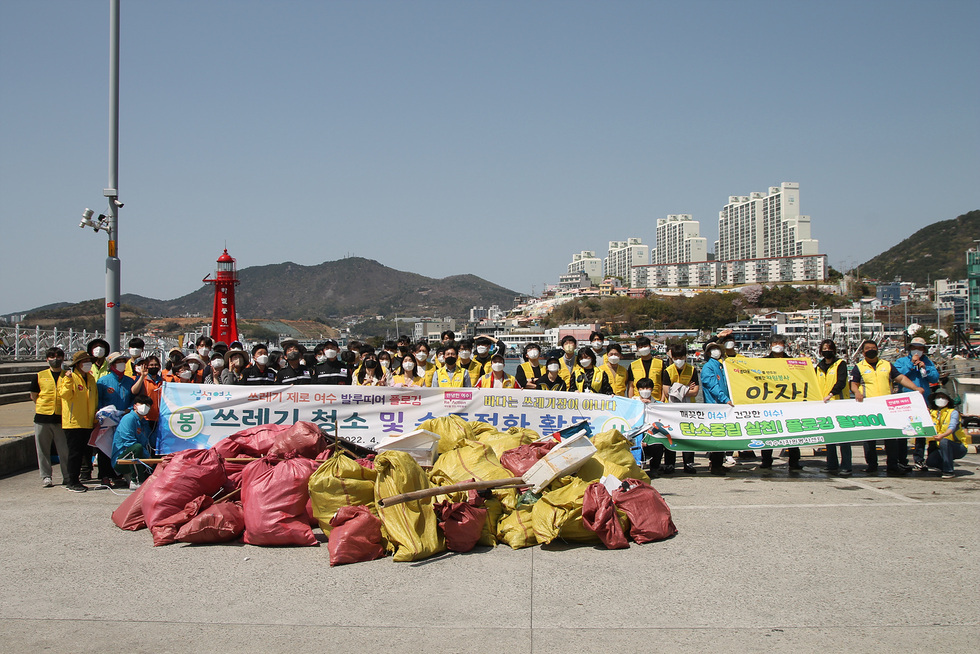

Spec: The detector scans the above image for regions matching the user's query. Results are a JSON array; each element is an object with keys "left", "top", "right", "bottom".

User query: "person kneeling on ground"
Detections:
[
  {"left": 926, "top": 391, "right": 969, "bottom": 479},
  {"left": 112, "top": 394, "right": 156, "bottom": 487}
]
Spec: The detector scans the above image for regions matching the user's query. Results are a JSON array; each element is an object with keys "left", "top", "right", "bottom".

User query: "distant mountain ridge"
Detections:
[
  {"left": 24, "top": 257, "right": 517, "bottom": 321},
  {"left": 853, "top": 209, "right": 979, "bottom": 284}
]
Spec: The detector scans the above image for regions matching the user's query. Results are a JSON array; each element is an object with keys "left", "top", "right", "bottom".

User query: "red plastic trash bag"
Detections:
[
  {"left": 176, "top": 501, "right": 245, "bottom": 544},
  {"left": 268, "top": 421, "right": 329, "bottom": 459},
  {"left": 150, "top": 494, "right": 214, "bottom": 546},
  {"left": 142, "top": 449, "right": 226, "bottom": 531},
  {"left": 111, "top": 465, "right": 164, "bottom": 531},
  {"left": 242, "top": 455, "right": 320, "bottom": 546},
  {"left": 355, "top": 455, "right": 376, "bottom": 469},
  {"left": 327, "top": 505, "right": 386, "bottom": 566},
  {"left": 610, "top": 478, "right": 677, "bottom": 543},
  {"left": 499, "top": 440, "right": 556, "bottom": 477},
  {"left": 434, "top": 501, "right": 488, "bottom": 553},
  {"left": 582, "top": 483, "right": 629, "bottom": 549}
]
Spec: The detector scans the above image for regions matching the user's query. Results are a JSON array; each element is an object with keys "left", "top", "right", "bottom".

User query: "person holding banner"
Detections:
[
  {"left": 354, "top": 353, "right": 386, "bottom": 386},
  {"left": 760, "top": 336, "right": 803, "bottom": 470},
  {"left": 657, "top": 344, "right": 701, "bottom": 474},
  {"left": 570, "top": 348, "right": 613, "bottom": 395},
  {"left": 851, "top": 339, "right": 925, "bottom": 474},
  {"left": 626, "top": 335, "right": 664, "bottom": 400},
  {"left": 893, "top": 337, "right": 940, "bottom": 471},
  {"left": 815, "top": 339, "right": 852, "bottom": 475},
  {"left": 926, "top": 391, "right": 968, "bottom": 478},
  {"left": 700, "top": 341, "right": 731, "bottom": 474}
]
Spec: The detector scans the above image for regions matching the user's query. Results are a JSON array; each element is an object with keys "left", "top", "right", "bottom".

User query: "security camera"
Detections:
[{"left": 113, "top": 199, "right": 124, "bottom": 208}]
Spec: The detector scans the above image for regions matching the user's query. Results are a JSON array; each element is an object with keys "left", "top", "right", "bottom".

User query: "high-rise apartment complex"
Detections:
[
  {"left": 655, "top": 214, "right": 707, "bottom": 264},
  {"left": 605, "top": 238, "right": 649, "bottom": 281},
  {"left": 715, "top": 182, "right": 819, "bottom": 261},
  {"left": 567, "top": 250, "right": 603, "bottom": 285},
  {"left": 968, "top": 243, "right": 980, "bottom": 327}
]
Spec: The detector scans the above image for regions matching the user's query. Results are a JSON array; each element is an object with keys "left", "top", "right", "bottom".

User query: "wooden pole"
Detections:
[{"left": 377, "top": 477, "right": 525, "bottom": 508}]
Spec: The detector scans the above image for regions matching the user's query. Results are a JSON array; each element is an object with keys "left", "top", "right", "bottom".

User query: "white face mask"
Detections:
[
  {"left": 325, "top": 349, "right": 338, "bottom": 359},
  {"left": 638, "top": 389, "right": 652, "bottom": 399},
  {"left": 580, "top": 359, "right": 593, "bottom": 369},
  {"left": 437, "top": 355, "right": 445, "bottom": 364},
  {"left": 591, "top": 342, "right": 603, "bottom": 351},
  {"left": 724, "top": 341, "right": 735, "bottom": 350},
  {"left": 402, "top": 361, "right": 416, "bottom": 372},
  {"left": 113, "top": 361, "right": 127, "bottom": 373},
  {"left": 637, "top": 347, "right": 651, "bottom": 357},
  {"left": 134, "top": 404, "right": 150, "bottom": 417},
  {"left": 674, "top": 357, "right": 686, "bottom": 368},
  {"left": 547, "top": 363, "right": 560, "bottom": 372},
  {"left": 255, "top": 355, "right": 270, "bottom": 366},
  {"left": 188, "top": 363, "right": 200, "bottom": 372},
  {"left": 316, "top": 355, "right": 328, "bottom": 364},
  {"left": 607, "top": 355, "right": 621, "bottom": 366},
  {"left": 911, "top": 349, "right": 925, "bottom": 358},
  {"left": 198, "top": 348, "right": 211, "bottom": 358},
  {"left": 179, "top": 370, "right": 193, "bottom": 380},
  {"left": 527, "top": 349, "right": 540, "bottom": 360},
  {"left": 211, "top": 359, "right": 225, "bottom": 370},
  {"left": 710, "top": 350, "right": 723, "bottom": 360},
  {"left": 380, "top": 361, "right": 390, "bottom": 370},
  {"left": 491, "top": 362, "right": 505, "bottom": 372},
  {"left": 129, "top": 348, "right": 143, "bottom": 358},
  {"left": 934, "top": 398, "right": 949, "bottom": 408},
  {"left": 476, "top": 345, "right": 489, "bottom": 355},
  {"left": 416, "top": 352, "right": 428, "bottom": 363},
  {"left": 92, "top": 346, "right": 106, "bottom": 358},
  {"left": 771, "top": 345, "right": 784, "bottom": 354},
  {"left": 459, "top": 350, "right": 472, "bottom": 360},
  {"left": 80, "top": 362, "right": 93, "bottom": 373}
]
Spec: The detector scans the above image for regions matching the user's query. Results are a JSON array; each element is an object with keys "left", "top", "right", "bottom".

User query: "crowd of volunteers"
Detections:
[{"left": 30, "top": 328, "right": 971, "bottom": 493}]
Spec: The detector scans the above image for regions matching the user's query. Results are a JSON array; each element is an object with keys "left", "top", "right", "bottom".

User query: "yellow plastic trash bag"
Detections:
[
  {"left": 592, "top": 428, "right": 651, "bottom": 484},
  {"left": 477, "top": 495, "right": 504, "bottom": 547},
  {"left": 468, "top": 421, "right": 500, "bottom": 439},
  {"left": 531, "top": 477, "right": 590, "bottom": 544},
  {"left": 507, "top": 426, "right": 540, "bottom": 442},
  {"left": 472, "top": 431, "right": 524, "bottom": 460},
  {"left": 374, "top": 451, "right": 445, "bottom": 562},
  {"left": 420, "top": 415, "right": 474, "bottom": 453},
  {"left": 496, "top": 504, "right": 536, "bottom": 549},
  {"left": 308, "top": 452, "right": 377, "bottom": 535},
  {"left": 429, "top": 439, "right": 518, "bottom": 511}
]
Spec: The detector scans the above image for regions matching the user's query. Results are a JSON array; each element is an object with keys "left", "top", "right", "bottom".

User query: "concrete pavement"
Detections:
[{"left": 1, "top": 447, "right": 978, "bottom": 653}]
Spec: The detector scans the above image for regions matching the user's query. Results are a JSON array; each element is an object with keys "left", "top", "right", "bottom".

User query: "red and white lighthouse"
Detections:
[{"left": 203, "top": 249, "right": 240, "bottom": 344}]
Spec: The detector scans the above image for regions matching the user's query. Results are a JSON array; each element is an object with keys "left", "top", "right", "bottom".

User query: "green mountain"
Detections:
[
  {"left": 854, "top": 209, "right": 979, "bottom": 284},
  {"left": 24, "top": 257, "right": 517, "bottom": 321}
]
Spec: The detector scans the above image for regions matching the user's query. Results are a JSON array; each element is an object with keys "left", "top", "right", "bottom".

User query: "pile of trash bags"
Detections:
[{"left": 111, "top": 416, "right": 677, "bottom": 565}]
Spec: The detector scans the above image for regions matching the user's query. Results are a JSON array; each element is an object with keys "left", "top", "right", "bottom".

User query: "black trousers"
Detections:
[
  {"left": 646, "top": 444, "right": 694, "bottom": 467},
  {"left": 65, "top": 428, "right": 92, "bottom": 485},
  {"left": 761, "top": 447, "right": 800, "bottom": 465}
]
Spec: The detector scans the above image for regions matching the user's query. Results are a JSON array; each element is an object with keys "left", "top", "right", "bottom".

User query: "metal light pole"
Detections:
[{"left": 104, "top": 0, "right": 121, "bottom": 351}]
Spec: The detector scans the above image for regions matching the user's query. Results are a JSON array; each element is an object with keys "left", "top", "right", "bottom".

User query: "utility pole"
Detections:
[{"left": 104, "top": 0, "right": 122, "bottom": 351}]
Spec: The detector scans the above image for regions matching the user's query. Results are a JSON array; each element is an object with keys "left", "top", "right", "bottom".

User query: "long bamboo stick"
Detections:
[{"left": 377, "top": 477, "right": 526, "bottom": 508}]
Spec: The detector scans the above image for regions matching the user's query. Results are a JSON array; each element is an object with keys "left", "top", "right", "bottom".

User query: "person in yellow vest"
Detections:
[
  {"left": 557, "top": 335, "right": 579, "bottom": 386},
  {"left": 30, "top": 347, "right": 71, "bottom": 487},
  {"left": 353, "top": 353, "right": 386, "bottom": 386},
  {"left": 58, "top": 351, "right": 99, "bottom": 492},
  {"left": 926, "top": 391, "right": 969, "bottom": 478},
  {"left": 432, "top": 344, "right": 472, "bottom": 388},
  {"left": 456, "top": 339, "right": 483, "bottom": 384},
  {"left": 851, "top": 339, "right": 925, "bottom": 474},
  {"left": 123, "top": 337, "right": 144, "bottom": 377},
  {"left": 532, "top": 357, "right": 568, "bottom": 391},
  {"left": 570, "top": 348, "right": 613, "bottom": 394},
  {"left": 515, "top": 343, "right": 546, "bottom": 389},
  {"left": 476, "top": 354, "right": 520, "bottom": 388},
  {"left": 657, "top": 343, "right": 701, "bottom": 474},
  {"left": 472, "top": 337, "right": 496, "bottom": 376},
  {"left": 599, "top": 342, "right": 629, "bottom": 396},
  {"left": 626, "top": 335, "right": 665, "bottom": 399},
  {"left": 390, "top": 353, "right": 425, "bottom": 387},
  {"left": 815, "top": 339, "right": 852, "bottom": 475},
  {"left": 413, "top": 342, "right": 437, "bottom": 387}
]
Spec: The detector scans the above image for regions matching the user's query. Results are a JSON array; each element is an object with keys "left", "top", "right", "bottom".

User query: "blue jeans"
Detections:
[
  {"left": 826, "top": 443, "right": 852, "bottom": 470},
  {"left": 926, "top": 439, "right": 967, "bottom": 473}
]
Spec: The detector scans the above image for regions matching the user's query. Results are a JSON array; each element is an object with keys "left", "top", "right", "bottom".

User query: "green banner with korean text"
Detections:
[{"left": 642, "top": 393, "right": 936, "bottom": 452}]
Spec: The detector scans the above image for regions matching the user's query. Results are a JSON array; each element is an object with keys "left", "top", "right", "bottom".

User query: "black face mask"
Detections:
[
  {"left": 147, "top": 367, "right": 161, "bottom": 376},
  {"left": 286, "top": 351, "right": 301, "bottom": 361},
  {"left": 444, "top": 356, "right": 457, "bottom": 367},
  {"left": 821, "top": 351, "right": 835, "bottom": 359},
  {"left": 865, "top": 350, "right": 879, "bottom": 359},
  {"left": 364, "top": 360, "right": 378, "bottom": 369}
]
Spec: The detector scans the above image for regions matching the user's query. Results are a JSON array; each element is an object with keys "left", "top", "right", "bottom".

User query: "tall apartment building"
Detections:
[
  {"left": 655, "top": 214, "right": 707, "bottom": 264},
  {"left": 968, "top": 244, "right": 980, "bottom": 327},
  {"left": 567, "top": 250, "right": 603, "bottom": 285},
  {"left": 604, "top": 237, "right": 649, "bottom": 282},
  {"left": 715, "top": 182, "right": 819, "bottom": 262}
]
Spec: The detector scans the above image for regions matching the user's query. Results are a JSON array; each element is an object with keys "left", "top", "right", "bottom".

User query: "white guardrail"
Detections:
[{"left": 0, "top": 325, "right": 179, "bottom": 361}]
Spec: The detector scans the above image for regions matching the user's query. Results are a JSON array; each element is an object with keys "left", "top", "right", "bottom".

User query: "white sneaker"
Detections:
[
  {"left": 129, "top": 480, "right": 139, "bottom": 490},
  {"left": 725, "top": 455, "right": 737, "bottom": 466},
  {"left": 42, "top": 477, "right": 53, "bottom": 488}
]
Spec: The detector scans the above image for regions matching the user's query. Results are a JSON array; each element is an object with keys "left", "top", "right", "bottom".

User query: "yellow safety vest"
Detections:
[
  {"left": 391, "top": 373, "right": 424, "bottom": 387},
  {"left": 34, "top": 369, "right": 63, "bottom": 416},
  {"left": 665, "top": 363, "right": 695, "bottom": 402},
  {"left": 518, "top": 362, "right": 545, "bottom": 386},
  {"left": 601, "top": 363, "right": 629, "bottom": 397},
  {"left": 478, "top": 372, "right": 518, "bottom": 388},
  {"left": 460, "top": 359, "right": 483, "bottom": 384},
  {"left": 929, "top": 408, "right": 969, "bottom": 445},
  {"left": 57, "top": 370, "right": 98, "bottom": 429},
  {"left": 856, "top": 359, "right": 893, "bottom": 398},
  {"left": 572, "top": 368, "right": 609, "bottom": 394},
  {"left": 815, "top": 359, "right": 850, "bottom": 399},
  {"left": 559, "top": 357, "right": 580, "bottom": 386},
  {"left": 436, "top": 367, "right": 469, "bottom": 387},
  {"left": 630, "top": 358, "right": 664, "bottom": 397}
]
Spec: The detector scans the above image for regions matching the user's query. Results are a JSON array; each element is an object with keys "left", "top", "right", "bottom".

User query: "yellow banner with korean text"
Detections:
[{"left": 723, "top": 356, "right": 821, "bottom": 404}]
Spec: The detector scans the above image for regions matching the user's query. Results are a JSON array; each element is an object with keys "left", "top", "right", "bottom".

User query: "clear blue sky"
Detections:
[{"left": 1, "top": 0, "right": 977, "bottom": 315}]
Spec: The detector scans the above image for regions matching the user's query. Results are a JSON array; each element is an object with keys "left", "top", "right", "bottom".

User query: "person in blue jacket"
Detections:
[
  {"left": 893, "top": 336, "right": 940, "bottom": 470},
  {"left": 95, "top": 351, "right": 135, "bottom": 486},
  {"left": 700, "top": 341, "right": 732, "bottom": 474},
  {"left": 112, "top": 394, "right": 155, "bottom": 484}
]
